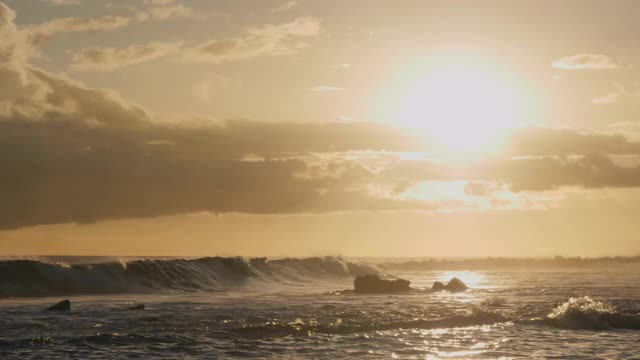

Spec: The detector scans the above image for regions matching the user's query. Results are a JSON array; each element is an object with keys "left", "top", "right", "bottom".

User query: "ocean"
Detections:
[{"left": 1, "top": 256, "right": 639, "bottom": 359}]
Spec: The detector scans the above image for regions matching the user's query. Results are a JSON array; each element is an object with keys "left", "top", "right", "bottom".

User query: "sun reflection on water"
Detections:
[
  {"left": 439, "top": 271, "right": 486, "bottom": 289},
  {"left": 417, "top": 326, "right": 510, "bottom": 359}
]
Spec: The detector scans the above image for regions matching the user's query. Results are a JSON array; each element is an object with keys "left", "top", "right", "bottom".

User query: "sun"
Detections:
[{"left": 378, "top": 54, "right": 533, "bottom": 157}]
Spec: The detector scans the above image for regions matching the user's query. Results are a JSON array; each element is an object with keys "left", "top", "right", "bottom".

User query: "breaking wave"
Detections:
[
  {"left": 534, "top": 296, "right": 640, "bottom": 330},
  {"left": 0, "top": 257, "right": 381, "bottom": 298}
]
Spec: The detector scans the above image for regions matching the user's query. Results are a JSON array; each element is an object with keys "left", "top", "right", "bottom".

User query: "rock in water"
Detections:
[
  {"left": 432, "top": 281, "right": 446, "bottom": 291},
  {"left": 446, "top": 277, "right": 467, "bottom": 292},
  {"left": 354, "top": 274, "right": 411, "bottom": 294},
  {"left": 128, "top": 304, "right": 145, "bottom": 310},
  {"left": 45, "top": 299, "right": 71, "bottom": 312},
  {"left": 432, "top": 277, "right": 467, "bottom": 292}
]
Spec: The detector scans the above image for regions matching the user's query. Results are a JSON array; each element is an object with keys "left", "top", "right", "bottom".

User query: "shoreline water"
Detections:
[{"left": 2, "top": 257, "right": 640, "bottom": 358}]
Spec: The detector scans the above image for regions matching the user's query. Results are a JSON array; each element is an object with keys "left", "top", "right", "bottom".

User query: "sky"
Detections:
[{"left": 1, "top": 0, "right": 640, "bottom": 257}]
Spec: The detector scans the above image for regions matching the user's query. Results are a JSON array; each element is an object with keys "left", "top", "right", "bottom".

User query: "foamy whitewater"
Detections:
[{"left": 1, "top": 257, "right": 639, "bottom": 359}]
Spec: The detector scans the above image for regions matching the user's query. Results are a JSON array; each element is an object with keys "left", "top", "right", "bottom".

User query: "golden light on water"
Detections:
[
  {"left": 439, "top": 271, "right": 486, "bottom": 288},
  {"left": 2, "top": 1, "right": 640, "bottom": 359}
]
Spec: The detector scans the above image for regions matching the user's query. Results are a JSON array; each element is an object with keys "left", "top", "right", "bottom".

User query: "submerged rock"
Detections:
[
  {"left": 354, "top": 274, "right": 411, "bottom": 294},
  {"left": 45, "top": 299, "right": 70, "bottom": 312},
  {"left": 432, "top": 277, "right": 467, "bottom": 292}
]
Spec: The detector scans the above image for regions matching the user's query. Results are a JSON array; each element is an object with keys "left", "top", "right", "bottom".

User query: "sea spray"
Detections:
[{"left": 539, "top": 296, "right": 640, "bottom": 330}]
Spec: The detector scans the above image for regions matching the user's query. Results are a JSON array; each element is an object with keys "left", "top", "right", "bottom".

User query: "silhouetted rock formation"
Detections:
[
  {"left": 432, "top": 277, "right": 467, "bottom": 292},
  {"left": 432, "top": 281, "right": 446, "bottom": 291},
  {"left": 127, "top": 304, "right": 145, "bottom": 310},
  {"left": 354, "top": 274, "right": 410, "bottom": 294},
  {"left": 45, "top": 299, "right": 70, "bottom": 311}
]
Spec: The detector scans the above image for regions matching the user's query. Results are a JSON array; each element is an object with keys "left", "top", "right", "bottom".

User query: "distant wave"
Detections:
[
  {"left": 0, "top": 257, "right": 381, "bottom": 298},
  {"left": 531, "top": 297, "right": 640, "bottom": 330},
  {"left": 379, "top": 256, "right": 640, "bottom": 271}
]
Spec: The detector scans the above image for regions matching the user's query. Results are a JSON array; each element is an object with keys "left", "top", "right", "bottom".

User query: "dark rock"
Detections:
[
  {"left": 432, "top": 277, "right": 467, "bottom": 292},
  {"left": 432, "top": 281, "right": 446, "bottom": 291},
  {"left": 354, "top": 274, "right": 411, "bottom": 294},
  {"left": 446, "top": 277, "right": 467, "bottom": 292},
  {"left": 127, "top": 304, "right": 145, "bottom": 310},
  {"left": 45, "top": 299, "right": 70, "bottom": 312}
]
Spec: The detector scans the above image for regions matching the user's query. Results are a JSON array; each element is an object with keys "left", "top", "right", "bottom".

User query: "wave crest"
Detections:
[
  {"left": 540, "top": 296, "right": 640, "bottom": 330},
  {"left": 0, "top": 257, "right": 381, "bottom": 298}
]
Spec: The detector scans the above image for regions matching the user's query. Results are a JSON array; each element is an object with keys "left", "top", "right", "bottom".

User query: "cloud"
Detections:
[
  {"left": 7, "top": 2, "right": 640, "bottom": 229},
  {"left": 464, "top": 182, "right": 495, "bottom": 197},
  {"left": 338, "top": 115, "right": 356, "bottom": 122},
  {"left": 504, "top": 127, "right": 640, "bottom": 156},
  {"left": 501, "top": 155, "right": 640, "bottom": 191},
  {"left": 22, "top": 1, "right": 195, "bottom": 47},
  {"left": 0, "top": 116, "right": 426, "bottom": 229},
  {"left": 310, "top": 86, "right": 344, "bottom": 92},
  {"left": 25, "top": 15, "right": 135, "bottom": 45},
  {"left": 183, "top": 17, "right": 321, "bottom": 63},
  {"left": 63, "top": 16, "right": 321, "bottom": 71},
  {"left": 368, "top": 127, "right": 640, "bottom": 196},
  {"left": 70, "top": 41, "right": 184, "bottom": 71},
  {"left": 0, "top": 4, "right": 29, "bottom": 100},
  {"left": 592, "top": 83, "right": 638, "bottom": 105},
  {"left": 608, "top": 121, "right": 640, "bottom": 141},
  {"left": 0, "top": 3, "right": 427, "bottom": 229},
  {"left": 376, "top": 154, "right": 640, "bottom": 198},
  {"left": 272, "top": 1, "right": 297, "bottom": 13},
  {"left": 41, "top": 0, "right": 80, "bottom": 5},
  {"left": 148, "top": 5, "right": 195, "bottom": 20},
  {"left": 0, "top": 3, "right": 150, "bottom": 125},
  {"left": 144, "top": 0, "right": 176, "bottom": 5},
  {"left": 552, "top": 54, "right": 620, "bottom": 70},
  {"left": 592, "top": 92, "right": 623, "bottom": 105}
]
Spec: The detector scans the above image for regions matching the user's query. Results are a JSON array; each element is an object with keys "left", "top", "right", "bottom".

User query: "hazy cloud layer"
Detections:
[
  {"left": 379, "top": 154, "right": 640, "bottom": 194},
  {"left": 25, "top": 15, "right": 135, "bottom": 45},
  {"left": 310, "top": 86, "right": 344, "bottom": 92},
  {"left": 552, "top": 54, "right": 620, "bottom": 70},
  {"left": 591, "top": 83, "right": 638, "bottom": 105},
  {"left": 4, "top": 2, "right": 640, "bottom": 230},
  {"left": 0, "top": 116, "right": 427, "bottom": 229},
  {"left": 504, "top": 127, "right": 640, "bottom": 156},
  {"left": 0, "top": 3, "right": 424, "bottom": 229},
  {"left": 148, "top": 5, "right": 195, "bottom": 20},
  {"left": 272, "top": 1, "right": 298, "bottom": 13},
  {"left": 23, "top": 1, "right": 197, "bottom": 47},
  {"left": 66, "top": 17, "right": 320, "bottom": 71},
  {"left": 184, "top": 17, "right": 320, "bottom": 63},
  {"left": 70, "top": 41, "right": 184, "bottom": 71},
  {"left": 143, "top": 0, "right": 176, "bottom": 5},
  {"left": 41, "top": 0, "right": 80, "bottom": 5}
]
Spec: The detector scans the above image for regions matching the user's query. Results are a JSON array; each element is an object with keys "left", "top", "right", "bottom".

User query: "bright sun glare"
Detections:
[{"left": 381, "top": 55, "right": 532, "bottom": 156}]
